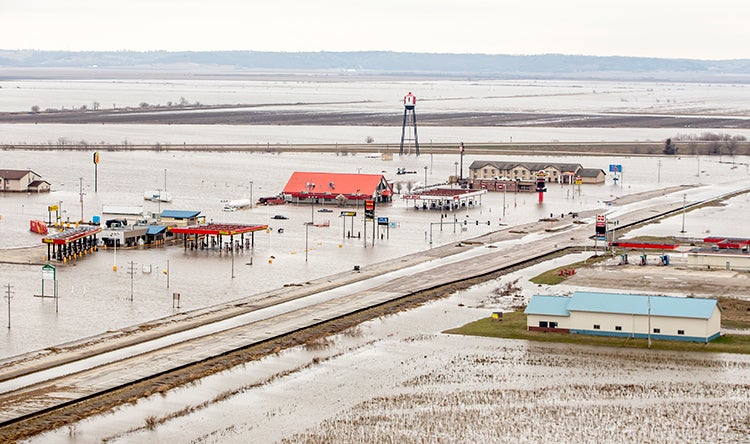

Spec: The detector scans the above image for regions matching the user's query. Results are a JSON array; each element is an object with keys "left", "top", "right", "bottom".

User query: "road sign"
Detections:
[
  {"left": 340, "top": 211, "right": 356, "bottom": 217},
  {"left": 41, "top": 264, "right": 56, "bottom": 281},
  {"left": 377, "top": 217, "right": 389, "bottom": 225},
  {"left": 609, "top": 164, "right": 622, "bottom": 173},
  {"left": 48, "top": 205, "right": 58, "bottom": 212}
]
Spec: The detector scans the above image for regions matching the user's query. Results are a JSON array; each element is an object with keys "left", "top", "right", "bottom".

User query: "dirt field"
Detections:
[{"left": 4, "top": 104, "right": 750, "bottom": 129}]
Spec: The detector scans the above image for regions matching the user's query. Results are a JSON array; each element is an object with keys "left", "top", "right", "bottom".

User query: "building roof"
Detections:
[
  {"left": 28, "top": 180, "right": 51, "bottom": 187},
  {"left": 103, "top": 205, "right": 144, "bottom": 216},
  {"left": 578, "top": 168, "right": 605, "bottom": 177},
  {"left": 402, "top": 188, "right": 487, "bottom": 201},
  {"left": 568, "top": 291, "right": 717, "bottom": 319},
  {"left": 161, "top": 210, "right": 201, "bottom": 219},
  {"left": 282, "top": 172, "right": 389, "bottom": 199},
  {"left": 42, "top": 225, "right": 102, "bottom": 245},
  {"left": 146, "top": 226, "right": 168, "bottom": 235},
  {"left": 524, "top": 295, "right": 571, "bottom": 316},
  {"left": 169, "top": 223, "right": 268, "bottom": 236},
  {"left": 468, "top": 161, "right": 582, "bottom": 174},
  {"left": 0, "top": 169, "right": 37, "bottom": 180}
]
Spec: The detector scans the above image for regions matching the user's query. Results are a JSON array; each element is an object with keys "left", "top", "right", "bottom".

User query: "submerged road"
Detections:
[{"left": 0, "top": 185, "right": 742, "bottom": 430}]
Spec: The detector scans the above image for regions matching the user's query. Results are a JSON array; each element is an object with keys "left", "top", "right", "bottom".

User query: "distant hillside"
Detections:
[{"left": 1, "top": 50, "right": 750, "bottom": 82}]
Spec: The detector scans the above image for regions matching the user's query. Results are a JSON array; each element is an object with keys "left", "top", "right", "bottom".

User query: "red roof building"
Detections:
[{"left": 282, "top": 172, "right": 393, "bottom": 205}]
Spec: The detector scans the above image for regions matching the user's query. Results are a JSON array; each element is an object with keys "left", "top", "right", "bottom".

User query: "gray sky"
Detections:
[{"left": 3, "top": 0, "right": 747, "bottom": 59}]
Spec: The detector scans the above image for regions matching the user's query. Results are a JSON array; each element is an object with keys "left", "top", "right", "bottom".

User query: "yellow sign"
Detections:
[
  {"left": 48, "top": 205, "right": 59, "bottom": 212},
  {"left": 93, "top": 151, "right": 100, "bottom": 164}
]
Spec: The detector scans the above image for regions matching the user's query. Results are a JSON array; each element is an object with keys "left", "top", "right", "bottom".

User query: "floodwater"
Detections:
[
  {"left": 3, "top": 78, "right": 750, "bottom": 442},
  {"left": 27, "top": 252, "right": 750, "bottom": 443},
  {"left": 2, "top": 78, "right": 750, "bottom": 145},
  {"left": 1, "top": 150, "right": 749, "bottom": 358}
]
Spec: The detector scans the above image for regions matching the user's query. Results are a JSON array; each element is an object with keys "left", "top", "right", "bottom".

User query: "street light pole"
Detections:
[
  {"left": 502, "top": 183, "right": 506, "bottom": 218},
  {"left": 647, "top": 294, "right": 652, "bottom": 349},
  {"left": 680, "top": 193, "right": 687, "bottom": 233},
  {"left": 306, "top": 182, "right": 315, "bottom": 224},
  {"left": 423, "top": 166, "right": 428, "bottom": 191},
  {"left": 79, "top": 177, "right": 85, "bottom": 222},
  {"left": 250, "top": 181, "right": 254, "bottom": 208}
]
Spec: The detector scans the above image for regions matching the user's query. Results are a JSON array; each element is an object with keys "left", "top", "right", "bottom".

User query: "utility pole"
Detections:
[
  {"left": 657, "top": 159, "right": 662, "bottom": 183},
  {"left": 127, "top": 261, "right": 136, "bottom": 302},
  {"left": 79, "top": 177, "right": 85, "bottom": 222},
  {"left": 305, "top": 222, "right": 309, "bottom": 262},
  {"left": 647, "top": 294, "right": 652, "bottom": 349},
  {"left": 231, "top": 238, "right": 235, "bottom": 278},
  {"left": 5, "top": 284, "right": 12, "bottom": 329},
  {"left": 680, "top": 193, "right": 687, "bottom": 233}
]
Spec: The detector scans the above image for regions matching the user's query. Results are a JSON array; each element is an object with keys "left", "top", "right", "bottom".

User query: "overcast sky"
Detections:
[{"left": 2, "top": 0, "right": 747, "bottom": 59}]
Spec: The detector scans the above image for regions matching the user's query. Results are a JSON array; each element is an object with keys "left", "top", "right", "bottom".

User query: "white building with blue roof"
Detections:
[{"left": 524, "top": 291, "right": 721, "bottom": 343}]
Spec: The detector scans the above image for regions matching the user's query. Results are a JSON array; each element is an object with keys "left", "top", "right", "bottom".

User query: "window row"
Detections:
[{"left": 593, "top": 324, "right": 685, "bottom": 335}]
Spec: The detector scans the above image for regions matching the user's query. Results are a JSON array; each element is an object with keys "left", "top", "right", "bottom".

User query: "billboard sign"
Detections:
[{"left": 596, "top": 214, "right": 606, "bottom": 236}]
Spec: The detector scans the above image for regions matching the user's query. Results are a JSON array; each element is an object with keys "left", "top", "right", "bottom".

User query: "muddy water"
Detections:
[
  {"left": 28, "top": 254, "right": 750, "bottom": 443},
  {"left": 1, "top": 150, "right": 748, "bottom": 358}
]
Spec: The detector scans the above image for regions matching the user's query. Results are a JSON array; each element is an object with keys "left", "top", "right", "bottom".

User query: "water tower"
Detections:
[{"left": 399, "top": 92, "right": 420, "bottom": 156}]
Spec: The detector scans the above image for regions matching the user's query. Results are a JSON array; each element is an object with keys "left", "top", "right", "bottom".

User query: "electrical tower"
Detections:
[{"left": 399, "top": 92, "right": 420, "bottom": 156}]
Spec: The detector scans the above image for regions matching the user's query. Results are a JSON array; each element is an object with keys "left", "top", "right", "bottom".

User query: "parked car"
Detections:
[{"left": 271, "top": 214, "right": 289, "bottom": 220}]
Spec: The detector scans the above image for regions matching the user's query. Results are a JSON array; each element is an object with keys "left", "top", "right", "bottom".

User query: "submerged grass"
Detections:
[{"left": 445, "top": 312, "right": 750, "bottom": 354}]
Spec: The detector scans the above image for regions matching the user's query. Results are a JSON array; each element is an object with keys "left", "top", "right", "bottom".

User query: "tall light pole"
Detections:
[
  {"left": 680, "top": 193, "right": 687, "bottom": 233},
  {"left": 305, "top": 222, "right": 309, "bottom": 262},
  {"left": 306, "top": 182, "right": 315, "bottom": 224},
  {"left": 657, "top": 159, "right": 662, "bottom": 183},
  {"left": 423, "top": 166, "right": 428, "bottom": 191},
  {"left": 250, "top": 181, "right": 254, "bottom": 208},
  {"left": 454, "top": 161, "right": 458, "bottom": 186},
  {"left": 502, "top": 183, "right": 506, "bottom": 217},
  {"left": 79, "top": 177, "right": 85, "bottom": 222},
  {"left": 164, "top": 168, "right": 167, "bottom": 192},
  {"left": 647, "top": 294, "right": 652, "bottom": 349}
]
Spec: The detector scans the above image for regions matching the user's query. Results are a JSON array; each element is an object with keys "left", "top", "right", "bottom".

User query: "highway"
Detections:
[{"left": 0, "top": 185, "right": 741, "bottom": 429}]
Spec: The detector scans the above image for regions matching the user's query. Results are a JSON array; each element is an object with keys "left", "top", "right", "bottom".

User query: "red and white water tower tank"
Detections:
[{"left": 404, "top": 92, "right": 416, "bottom": 109}]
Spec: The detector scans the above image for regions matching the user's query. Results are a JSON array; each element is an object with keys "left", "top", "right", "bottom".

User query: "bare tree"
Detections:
[{"left": 663, "top": 138, "right": 677, "bottom": 155}]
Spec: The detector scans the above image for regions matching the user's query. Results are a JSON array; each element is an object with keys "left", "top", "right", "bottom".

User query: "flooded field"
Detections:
[
  {"left": 4, "top": 77, "right": 750, "bottom": 442},
  {"left": 2, "top": 149, "right": 749, "bottom": 358},
  {"left": 28, "top": 257, "right": 750, "bottom": 443}
]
